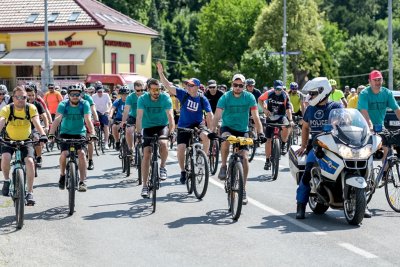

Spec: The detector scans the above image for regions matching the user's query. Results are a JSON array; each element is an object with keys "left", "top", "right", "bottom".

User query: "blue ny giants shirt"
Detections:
[
  {"left": 303, "top": 101, "right": 343, "bottom": 138},
  {"left": 175, "top": 87, "right": 212, "bottom": 127}
]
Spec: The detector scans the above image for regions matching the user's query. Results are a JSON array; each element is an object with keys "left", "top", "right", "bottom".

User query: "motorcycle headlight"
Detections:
[{"left": 337, "top": 144, "right": 373, "bottom": 159}]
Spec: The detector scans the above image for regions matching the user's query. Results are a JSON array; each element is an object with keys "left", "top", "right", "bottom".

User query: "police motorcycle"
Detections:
[{"left": 289, "top": 108, "right": 382, "bottom": 225}]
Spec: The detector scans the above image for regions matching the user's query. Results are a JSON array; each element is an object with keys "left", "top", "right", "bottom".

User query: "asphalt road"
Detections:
[{"left": 1, "top": 145, "right": 400, "bottom": 266}]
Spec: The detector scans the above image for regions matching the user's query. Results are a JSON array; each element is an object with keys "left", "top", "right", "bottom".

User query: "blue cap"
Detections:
[
  {"left": 273, "top": 80, "right": 284, "bottom": 89},
  {"left": 188, "top": 78, "right": 201, "bottom": 87}
]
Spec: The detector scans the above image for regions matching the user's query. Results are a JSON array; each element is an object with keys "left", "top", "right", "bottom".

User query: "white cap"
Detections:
[{"left": 232, "top": 74, "right": 245, "bottom": 83}]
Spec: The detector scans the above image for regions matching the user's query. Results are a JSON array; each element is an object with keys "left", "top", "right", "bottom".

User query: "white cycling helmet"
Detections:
[{"left": 302, "top": 77, "right": 332, "bottom": 106}]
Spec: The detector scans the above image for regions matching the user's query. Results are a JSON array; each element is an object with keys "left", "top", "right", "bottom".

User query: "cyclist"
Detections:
[
  {"left": 288, "top": 82, "right": 304, "bottom": 117},
  {"left": 219, "top": 84, "right": 228, "bottom": 93},
  {"left": 121, "top": 80, "right": 145, "bottom": 154},
  {"left": 0, "top": 84, "right": 11, "bottom": 109},
  {"left": 43, "top": 83, "right": 63, "bottom": 121},
  {"left": 135, "top": 78, "right": 174, "bottom": 198},
  {"left": 157, "top": 62, "right": 213, "bottom": 184},
  {"left": 259, "top": 80, "right": 293, "bottom": 170},
  {"left": 328, "top": 79, "right": 347, "bottom": 107},
  {"left": 0, "top": 86, "right": 48, "bottom": 205},
  {"left": 92, "top": 84, "right": 112, "bottom": 150},
  {"left": 205, "top": 80, "right": 224, "bottom": 113},
  {"left": 49, "top": 84, "right": 95, "bottom": 192},
  {"left": 208, "top": 74, "right": 265, "bottom": 204},
  {"left": 26, "top": 86, "right": 49, "bottom": 168},
  {"left": 109, "top": 85, "right": 129, "bottom": 151},
  {"left": 25, "top": 82, "right": 52, "bottom": 125},
  {"left": 60, "top": 89, "right": 67, "bottom": 98},
  {"left": 295, "top": 77, "right": 342, "bottom": 219},
  {"left": 245, "top": 78, "right": 261, "bottom": 101}
]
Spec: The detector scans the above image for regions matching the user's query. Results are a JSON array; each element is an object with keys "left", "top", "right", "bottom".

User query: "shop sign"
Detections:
[
  {"left": 104, "top": 40, "right": 131, "bottom": 48},
  {"left": 26, "top": 40, "right": 83, "bottom": 48}
]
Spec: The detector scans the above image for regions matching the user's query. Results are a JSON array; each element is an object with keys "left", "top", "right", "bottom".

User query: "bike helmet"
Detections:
[
  {"left": 245, "top": 78, "right": 256, "bottom": 86},
  {"left": 119, "top": 85, "right": 129, "bottom": 94},
  {"left": 95, "top": 81, "right": 103, "bottom": 90},
  {"left": 302, "top": 77, "right": 332, "bottom": 107},
  {"left": 290, "top": 82, "right": 298, "bottom": 90},
  {"left": 68, "top": 83, "right": 83, "bottom": 93},
  {"left": 273, "top": 80, "right": 284, "bottom": 90},
  {"left": 27, "top": 82, "right": 37, "bottom": 93},
  {"left": 60, "top": 89, "right": 67, "bottom": 96},
  {"left": 328, "top": 79, "right": 337, "bottom": 87},
  {"left": 0, "top": 84, "right": 7, "bottom": 94}
]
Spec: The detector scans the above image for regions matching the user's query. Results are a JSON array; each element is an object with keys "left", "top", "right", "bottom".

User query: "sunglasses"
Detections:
[
  {"left": 14, "top": 95, "right": 27, "bottom": 100},
  {"left": 187, "top": 84, "right": 195, "bottom": 88},
  {"left": 0, "top": 93, "right": 5, "bottom": 96},
  {"left": 233, "top": 83, "right": 244, "bottom": 88},
  {"left": 70, "top": 93, "right": 81, "bottom": 97},
  {"left": 136, "top": 89, "right": 144, "bottom": 92},
  {"left": 208, "top": 86, "right": 216, "bottom": 89}
]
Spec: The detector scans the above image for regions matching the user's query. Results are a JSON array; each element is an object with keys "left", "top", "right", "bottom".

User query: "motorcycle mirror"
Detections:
[
  {"left": 323, "top": 124, "right": 333, "bottom": 132},
  {"left": 373, "top": 124, "right": 383, "bottom": 133}
]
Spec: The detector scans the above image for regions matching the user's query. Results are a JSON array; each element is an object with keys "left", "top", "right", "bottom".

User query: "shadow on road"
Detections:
[
  {"left": 34, "top": 182, "right": 59, "bottom": 188},
  {"left": 165, "top": 209, "right": 234, "bottom": 228},
  {"left": 89, "top": 171, "right": 127, "bottom": 180},
  {"left": 88, "top": 179, "right": 140, "bottom": 190}
]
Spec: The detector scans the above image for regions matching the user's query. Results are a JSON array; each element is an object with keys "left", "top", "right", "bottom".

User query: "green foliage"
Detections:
[
  {"left": 240, "top": 43, "right": 283, "bottom": 88},
  {"left": 197, "top": 0, "right": 264, "bottom": 81}
]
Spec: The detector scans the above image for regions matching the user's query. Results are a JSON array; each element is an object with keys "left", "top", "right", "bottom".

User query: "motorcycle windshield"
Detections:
[{"left": 328, "top": 109, "right": 370, "bottom": 147}]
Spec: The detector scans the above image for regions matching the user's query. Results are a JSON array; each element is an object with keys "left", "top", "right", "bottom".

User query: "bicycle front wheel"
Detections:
[
  {"left": 68, "top": 162, "right": 77, "bottom": 216},
  {"left": 194, "top": 149, "right": 209, "bottom": 199},
  {"left": 385, "top": 162, "right": 400, "bottom": 212},
  {"left": 14, "top": 169, "right": 25, "bottom": 229},
  {"left": 185, "top": 151, "right": 194, "bottom": 194},
  {"left": 151, "top": 160, "right": 158, "bottom": 213},
  {"left": 135, "top": 144, "right": 142, "bottom": 185},
  {"left": 271, "top": 138, "right": 280, "bottom": 181},
  {"left": 209, "top": 139, "right": 219, "bottom": 175},
  {"left": 229, "top": 161, "right": 244, "bottom": 221}
]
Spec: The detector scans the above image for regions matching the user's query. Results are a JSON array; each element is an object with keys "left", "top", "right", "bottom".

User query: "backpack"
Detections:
[
  {"left": 62, "top": 99, "right": 85, "bottom": 116},
  {"left": 8, "top": 103, "right": 31, "bottom": 122},
  {"left": 181, "top": 92, "right": 206, "bottom": 111}
]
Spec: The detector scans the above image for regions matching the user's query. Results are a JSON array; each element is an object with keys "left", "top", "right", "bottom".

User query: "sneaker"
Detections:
[
  {"left": 104, "top": 144, "right": 110, "bottom": 150},
  {"left": 59, "top": 175, "right": 66, "bottom": 190},
  {"left": 141, "top": 187, "right": 149, "bottom": 198},
  {"left": 180, "top": 171, "right": 187, "bottom": 184},
  {"left": 115, "top": 141, "right": 121, "bottom": 151},
  {"left": 160, "top": 167, "right": 167, "bottom": 181},
  {"left": 281, "top": 146, "right": 288, "bottom": 155},
  {"left": 25, "top": 192, "right": 35, "bottom": 206},
  {"left": 87, "top": 160, "right": 94, "bottom": 170},
  {"left": 242, "top": 190, "right": 248, "bottom": 205},
  {"left": 2, "top": 180, "right": 10, "bottom": 196},
  {"left": 264, "top": 159, "right": 271, "bottom": 170},
  {"left": 78, "top": 181, "right": 87, "bottom": 192},
  {"left": 218, "top": 166, "right": 227, "bottom": 180},
  {"left": 36, "top": 157, "right": 42, "bottom": 168}
]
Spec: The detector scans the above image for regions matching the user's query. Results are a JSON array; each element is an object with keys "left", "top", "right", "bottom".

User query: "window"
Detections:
[
  {"left": 129, "top": 54, "right": 135, "bottom": 73},
  {"left": 141, "top": 54, "right": 145, "bottom": 63},
  {"left": 48, "top": 13, "right": 59, "bottom": 23},
  {"left": 111, "top": 53, "right": 117, "bottom": 74},
  {"left": 16, "top": 66, "right": 33, "bottom": 77},
  {"left": 59, "top": 66, "right": 77, "bottom": 76},
  {"left": 68, "top": 12, "right": 80, "bottom": 22},
  {"left": 26, "top": 13, "right": 39, "bottom": 23}
]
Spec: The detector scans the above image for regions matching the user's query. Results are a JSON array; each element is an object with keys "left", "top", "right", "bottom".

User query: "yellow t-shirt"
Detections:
[
  {"left": 0, "top": 104, "right": 38, "bottom": 140},
  {"left": 347, "top": 95, "right": 359, "bottom": 109}
]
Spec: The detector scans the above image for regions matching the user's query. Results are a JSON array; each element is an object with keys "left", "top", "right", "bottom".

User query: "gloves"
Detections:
[
  {"left": 89, "top": 134, "right": 98, "bottom": 141},
  {"left": 208, "top": 132, "right": 218, "bottom": 140},
  {"left": 39, "top": 135, "right": 48, "bottom": 143},
  {"left": 258, "top": 133, "right": 267, "bottom": 144}
]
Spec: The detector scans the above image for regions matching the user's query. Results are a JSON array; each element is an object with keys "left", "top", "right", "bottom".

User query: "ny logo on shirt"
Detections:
[{"left": 186, "top": 99, "right": 199, "bottom": 112}]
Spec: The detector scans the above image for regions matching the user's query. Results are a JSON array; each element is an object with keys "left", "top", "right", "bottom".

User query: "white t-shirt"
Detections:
[{"left": 92, "top": 93, "right": 111, "bottom": 114}]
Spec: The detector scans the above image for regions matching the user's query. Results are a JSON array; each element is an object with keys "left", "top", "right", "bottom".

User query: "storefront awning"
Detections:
[{"left": 0, "top": 48, "right": 95, "bottom": 66}]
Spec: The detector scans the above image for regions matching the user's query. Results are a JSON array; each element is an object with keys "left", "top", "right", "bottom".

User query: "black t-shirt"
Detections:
[
  {"left": 248, "top": 88, "right": 262, "bottom": 101},
  {"left": 205, "top": 89, "right": 224, "bottom": 113}
]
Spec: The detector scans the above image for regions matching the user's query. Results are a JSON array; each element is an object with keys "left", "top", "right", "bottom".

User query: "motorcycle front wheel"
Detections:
[{"left": 344, "top": 187, "right": 366, "bottom": 225}]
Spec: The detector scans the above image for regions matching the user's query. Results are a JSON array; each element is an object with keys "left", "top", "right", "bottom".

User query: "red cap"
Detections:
[{"left": 369, "top": 70, "right": 383, "bottom": 80}]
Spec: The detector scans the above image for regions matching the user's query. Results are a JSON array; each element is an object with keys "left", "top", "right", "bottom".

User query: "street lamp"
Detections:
[
  {"left": 42, "top": 0, "right": 53, "bottom": 93},
  {"left": 388, "top": 0, "right": 393, "bottom": 90},
  {"left": 282, "top": 0, "right": 287, "bottom": 85}
]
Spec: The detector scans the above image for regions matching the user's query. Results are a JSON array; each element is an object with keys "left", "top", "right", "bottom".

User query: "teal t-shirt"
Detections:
[
  {"left": 125, "top": 93, "right": 139, "bottom": 118},
  {"left": 83, "top": 93, "right": 94, "bottom": 106},
  {"left": 357, "top": 86, "right": 399, "bottom": 125},
  {"left": 217, "top": 91, "right": 257, "bottom": 132},
  {"left": 137, "top": 92, "right": 172, "bottom": 129},
  {"left": 57, "top": 100, "right": 91, "bottom": 135}
]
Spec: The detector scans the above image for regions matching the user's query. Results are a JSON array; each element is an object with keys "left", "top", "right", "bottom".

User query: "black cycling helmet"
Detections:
[
  {"left": 119, "top": 85, "right": 129, "bottom": 95},
  {"left": 245, "top": 78, "right": 255, "bottom": 86},
  {"left": 27, "top": 82, "right": 38, "bottom": 93}
]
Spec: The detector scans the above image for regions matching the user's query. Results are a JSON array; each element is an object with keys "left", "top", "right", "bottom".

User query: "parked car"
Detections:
[{"left": 384, "top": 90, "right": 400, "bottom": 130}]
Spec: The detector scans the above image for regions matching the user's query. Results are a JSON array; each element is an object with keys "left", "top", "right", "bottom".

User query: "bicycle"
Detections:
[
  {"left": 142, "top": 134, "right": 170, "bottom": 213},
  {"left": 94, "top": 123, "right": 104, "bottom": 155},
  {"left": 265, "top": 120, "right": 286, "bottom": 181},
  {"left": 0, "top": 139, "right": 37, "bottom": 229},
  {"left": 248, "top": 117, "right": 258, "bottom": 162},
  {"left": 179, "top": 127, "right": 209, "bottom": 199},
  {"left": 214, "top": 135, "right": 253, "bottom": 220},
  {"left": 119, "top": 125, "right": 131, "bottom": 177},
  {"left": 366, "top": 143, "right": 400, "bottom": 212},
  {"left": 54, "top": 137, "right": 91, "bottom": 216},
  {"left": 134, "top": 133, "right": 143, "bottom": 185},
  {"left": 208, "top": 137, "right": 219, "bottom": 175},
  {"left": 288, "top": 115, "right": 302, "bottom": 146}
]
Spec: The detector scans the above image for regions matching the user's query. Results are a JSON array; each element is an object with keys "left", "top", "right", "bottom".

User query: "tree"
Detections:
[
  {"left": 338, "top": 34, "right": 400, "bottom": 88},
  {"left": 197, "top": 0, "right": 264, "bottom": 81},
  {"left": 249, "top": 0, "right": 327, "bottom": 85}
]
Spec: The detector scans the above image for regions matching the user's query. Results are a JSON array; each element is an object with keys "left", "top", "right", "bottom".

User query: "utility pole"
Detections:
[
  {"left": 282, "top": 0, "right": 287, "bottom": 85},
  {"left": 388, "top": 0, "right": 393, "bottom": 90},
  {"left": 42, "top": 0, "right": 52, "bottom": 93}
]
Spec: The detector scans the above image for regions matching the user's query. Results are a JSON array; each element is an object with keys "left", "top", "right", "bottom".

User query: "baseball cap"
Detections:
[
  {"left": 350, "top": 88, "right": 356, "bottom": 93},
  {"left": 232, "top": 74, "right": 245, "bottom": 83},
  {"left": 207, "top": 80, "right": 217, "bottom": 87},
  {"left": 187, "top": 78, "right": 201, "bottom": 87},
  {"left": 369, "top": 70, "right": 383, "bottom": 80}
]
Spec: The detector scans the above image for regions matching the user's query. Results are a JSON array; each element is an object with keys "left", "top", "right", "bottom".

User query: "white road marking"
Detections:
[{"left": 338, "top": 243, "right": 378, "bottom": 259}]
